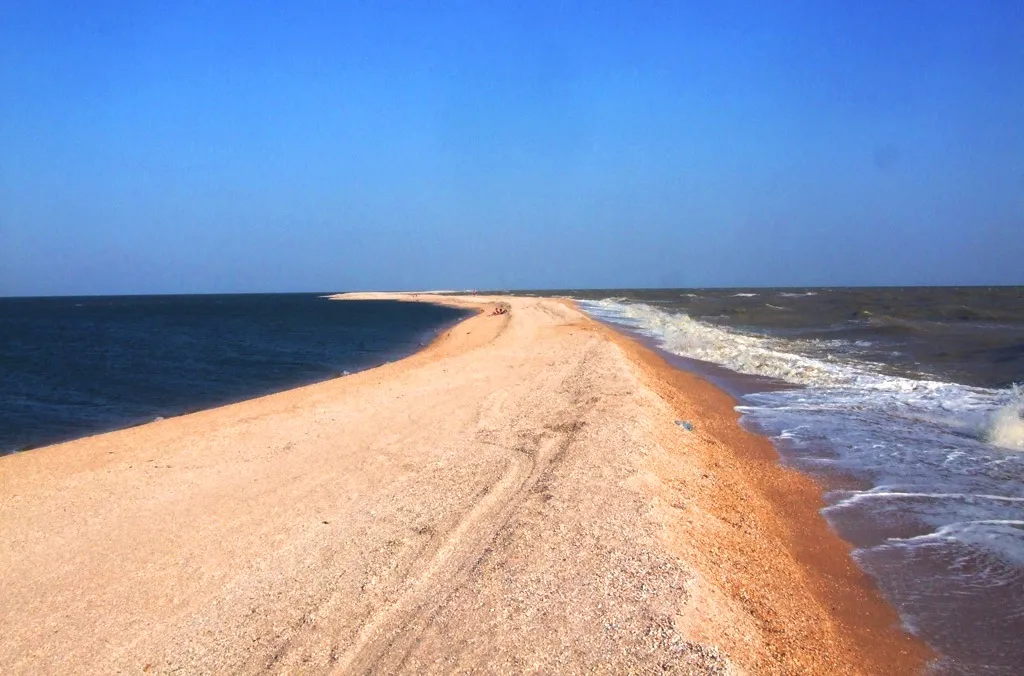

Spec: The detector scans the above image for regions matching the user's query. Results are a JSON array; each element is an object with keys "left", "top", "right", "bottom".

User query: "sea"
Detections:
[
  {"left": 3, "top": 288, "right": 1022, "bottom": 673},
  {"left": 0, "top": 294, "right": 470, "bottom": 454},
  {"left": 556, "top": 287, "right": 1023, "bottom": 676}
]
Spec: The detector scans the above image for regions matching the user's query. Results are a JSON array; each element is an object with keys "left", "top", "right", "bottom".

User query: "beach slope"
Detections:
[{"left": 0, "top": 294, "right": 928, "bottom": 674}]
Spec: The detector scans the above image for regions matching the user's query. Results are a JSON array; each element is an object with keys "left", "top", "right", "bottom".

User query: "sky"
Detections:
[{"left": 1, "top": 1, "right": 1022, "bottom": 295}]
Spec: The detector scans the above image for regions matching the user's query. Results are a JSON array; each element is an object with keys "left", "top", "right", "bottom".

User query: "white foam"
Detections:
[
  {"left": 579, "top": 299, "right": 852, "bottom": 386},
  {"left": 840, "top": 491, "right": 1024, "bottom": 505},
  {"left": 579, "top": 300, "right": 1017, "bottom": 433},
  {"left": 885, "top": 520, "right": 1024, "bottom": 566},
  {"left": 852, "top": 519, "right": 1024, "bottom": 672},
  {"left": 578, "top": 297, "right": 1024, "bottom": 550},
  {"left": 575, "top": 299, "right": 1024, "bottom": 675},
  {"left": 985, "top": 386, "right": 1024, "bottom": 450}
]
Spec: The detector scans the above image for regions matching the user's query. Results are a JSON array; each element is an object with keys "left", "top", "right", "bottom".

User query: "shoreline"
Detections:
[
  {"left": 577, "top": 307, "right": 932, "bottom": 673},
  {"left": 327, "top": 293, "right": 934, "bottom": 673},
  {"left": 338, "top": 293, "right": 935, "bottom": 673},
  {"left": 0, "top": 293, "right": 931, "bottom": 674},
  {"left": 391, "top": 293, "right": 933, "bottom": 672},
  {"left": 0, "top": 297, "right": 474, "bottom": 457}
]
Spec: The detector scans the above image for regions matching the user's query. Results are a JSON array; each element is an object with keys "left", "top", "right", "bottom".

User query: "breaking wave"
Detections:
[
  {"left": 985, "top": 387, "right": 1024, "bottom": 451},
  {"left": 577, "top": 297, "right": 1024, "bottom": 674}
]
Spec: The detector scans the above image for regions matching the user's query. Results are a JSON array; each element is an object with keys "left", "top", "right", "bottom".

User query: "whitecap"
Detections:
[
  {"left": 575, "top": 296, "right": 1024, "bottom": 674},
  {"left": 984, "top": 385, "right": 1024, "bottom": 450}
]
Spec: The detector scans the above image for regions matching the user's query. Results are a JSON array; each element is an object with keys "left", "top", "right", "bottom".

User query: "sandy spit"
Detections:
[{"left": 0, "top": 294, "right": 931, "bottom": 675}]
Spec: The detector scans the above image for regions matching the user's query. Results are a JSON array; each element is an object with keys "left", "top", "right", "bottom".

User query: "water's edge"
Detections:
[
  {"left": 1, "top": 297, "right": 474, "bottom": 455},
  {"left": 573, "top": 300, "right": 1022, "bottom": 676}
]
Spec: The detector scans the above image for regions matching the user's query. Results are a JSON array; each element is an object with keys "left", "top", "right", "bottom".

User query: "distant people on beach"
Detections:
[{"left": 490, "top": 306, "right": 508, "bottom": 316}]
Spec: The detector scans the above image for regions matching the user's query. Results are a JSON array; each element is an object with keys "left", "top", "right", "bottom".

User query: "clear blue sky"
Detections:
[{"left": 2, "top": 1, "right": 1022, "bottom": 295}]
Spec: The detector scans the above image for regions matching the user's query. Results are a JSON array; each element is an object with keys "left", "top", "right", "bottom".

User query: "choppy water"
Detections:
[
  {"left": 565, "top": 287, "right": 1024, "bottom": 675},
  {"left": 0, "top": 294, "right": 470, "bottom": 454}
]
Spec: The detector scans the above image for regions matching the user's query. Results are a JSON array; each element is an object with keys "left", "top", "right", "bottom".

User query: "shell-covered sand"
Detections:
[{"left": 0, "top": 294, "right": 930, "bottom": 674}]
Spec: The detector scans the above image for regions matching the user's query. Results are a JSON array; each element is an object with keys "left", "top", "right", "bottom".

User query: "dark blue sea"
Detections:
[{"left": 0, "top": 294, "right": 470, "bottom": 454}]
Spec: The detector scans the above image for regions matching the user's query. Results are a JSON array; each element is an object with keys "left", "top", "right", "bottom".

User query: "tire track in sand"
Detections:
[
  {"left": 333, "top": 437, "right": 552, "bottom": 674},
  {"left": 334, "top": 352, "right": 595, "bottom": 674}
]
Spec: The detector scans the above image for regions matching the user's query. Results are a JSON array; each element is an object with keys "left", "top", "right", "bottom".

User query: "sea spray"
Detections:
[{"left": 985, "top": 384, "right": 1024, "bottom": 450}]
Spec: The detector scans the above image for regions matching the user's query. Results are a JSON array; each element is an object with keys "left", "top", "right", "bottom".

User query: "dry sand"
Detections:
[{"left": 0, "top": 294, "right": 931, "bottom": 675}]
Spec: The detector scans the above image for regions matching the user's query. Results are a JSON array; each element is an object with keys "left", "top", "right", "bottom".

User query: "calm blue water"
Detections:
[{"left": 0, "top": 294, "right": 470, "bottom": 454}]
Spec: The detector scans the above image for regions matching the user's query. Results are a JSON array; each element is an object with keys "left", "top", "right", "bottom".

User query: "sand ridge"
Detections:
[{"left": 0, "top": 293, "right": 929, "bottom": 674}]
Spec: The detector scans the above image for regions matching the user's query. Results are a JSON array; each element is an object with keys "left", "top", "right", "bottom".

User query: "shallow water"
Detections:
[
  {"left": 0, "top": 294, "right": 470, "bottom": 454},
  {"left": 563, "top": 287, "right": 1024, "bottom": 675}
]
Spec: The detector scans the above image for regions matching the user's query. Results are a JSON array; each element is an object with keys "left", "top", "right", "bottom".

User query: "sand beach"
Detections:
[{"left": 0, "top": 293, "right": 930, "bottom": 674}]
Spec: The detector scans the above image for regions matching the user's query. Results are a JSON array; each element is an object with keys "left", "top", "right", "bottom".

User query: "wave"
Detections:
[
  {"left": 985, "top": 386, "right": 1024, "bottom": 450},
  {"left": 577, "top": 300, "right": 1018, "bottom": 422},
  {"left": 837, "top": 491, "right": 1024, "bottom": 505},
  {"left": 853, "top": 518, "right": 1024, "bottom": 673},
  {"left": 864, "top": 313, "right": 930, "bottom": 332},
  {"left": 576, "top": 296, "right": 1024, "bottom": 674},
  {"left": 577, "top": 297, "right": 1023, "bottom": 496},
  {"left": 880, "top": 520, "right": 1024, "bottom": 565},
  {"left": 580, "top": 299, "right": 889, "bottom": 387}
]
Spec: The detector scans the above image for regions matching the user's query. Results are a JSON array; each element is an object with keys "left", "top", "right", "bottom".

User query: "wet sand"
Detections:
[{"left": 0, "top": 293, "right": 931, "bottom": 674}]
